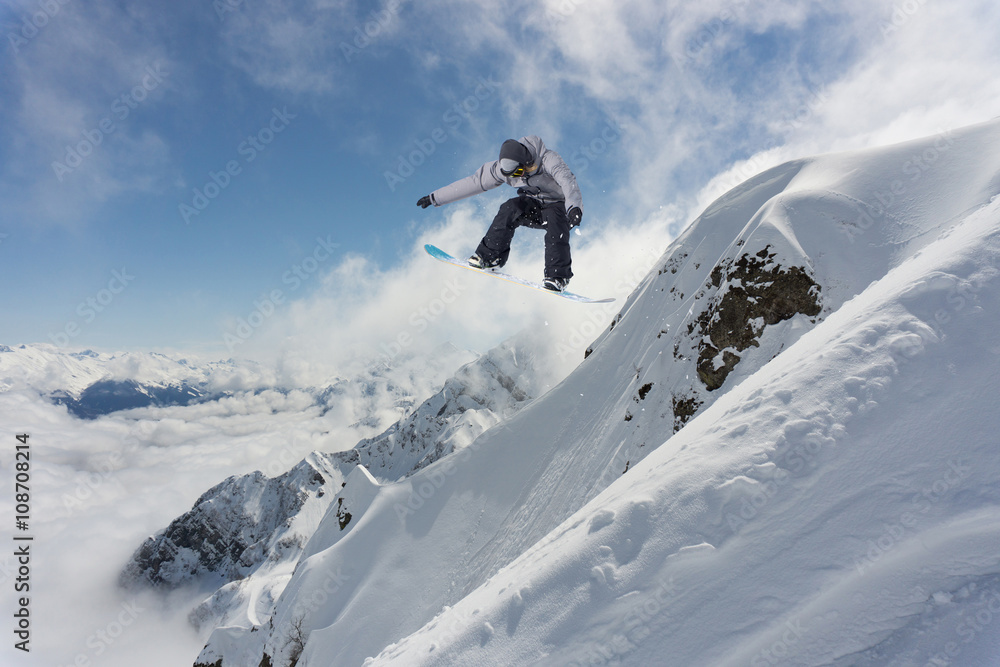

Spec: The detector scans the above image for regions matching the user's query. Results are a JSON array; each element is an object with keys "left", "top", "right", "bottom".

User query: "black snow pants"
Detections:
[{"left": 475, "top": 195, "right": 573, "bottom": 280}]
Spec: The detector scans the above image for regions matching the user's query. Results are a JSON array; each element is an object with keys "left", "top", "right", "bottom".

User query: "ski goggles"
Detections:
[{"left": 500, "top": 158, "right": 526, "bottom": 178}]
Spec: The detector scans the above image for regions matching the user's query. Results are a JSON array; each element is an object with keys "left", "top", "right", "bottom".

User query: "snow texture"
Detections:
[
  {"left": 122, "top": 334, "right": 539, "bottom": 633},
  {"left": 191, "top": 119, "right": 1000, "bottom": 666}
]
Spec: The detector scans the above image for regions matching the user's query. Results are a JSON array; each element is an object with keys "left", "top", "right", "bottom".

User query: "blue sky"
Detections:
[{"left": 2, "top": 0, "right": 999, "bottom": 368}]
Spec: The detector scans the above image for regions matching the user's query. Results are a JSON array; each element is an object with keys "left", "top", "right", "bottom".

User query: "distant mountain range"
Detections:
[
  {"left": 0, "top": 344, "right": 263, "bottom": 417},
  {"left": 0, "top": 342, "right": 478, "bottom": 423}
]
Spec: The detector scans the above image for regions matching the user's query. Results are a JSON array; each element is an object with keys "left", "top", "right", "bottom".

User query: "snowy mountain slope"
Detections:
[
  {"left": 348, "top": 330, "right": 544, "bottom": 482},
  {"left": 371, "top": 192, "right": 1000, "bottom": 667},
  {"left": 120, "top": 450, "right": 341, "bottom": 586},
  {"left": 195, "top": 118, "right": 1000, "bottom": 667},
  {"left": 123, "top": 335, "right": 539, "bottom": 633}
]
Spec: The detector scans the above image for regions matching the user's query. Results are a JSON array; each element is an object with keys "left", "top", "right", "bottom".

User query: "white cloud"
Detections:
[
  {"left": 401, "top": 0, "right": 999, "bottom": 226},
  {"left": 688, "top": 0, "right": 1000, "bottom": 221},
  {"left": 797, "top": 0, "right": 1000, "bottom": 150},
  {"left": 227, "top": 192, "right": 675, "bottom": 392},
  {"left": 0, "top": 393, "right": 209, "bottom": 666},
  {"left": 0, "top": 336, "right": 480, "bottom": 665},
  {"left": 232, "top": 0, "right": 1000, "bottom": 413}
]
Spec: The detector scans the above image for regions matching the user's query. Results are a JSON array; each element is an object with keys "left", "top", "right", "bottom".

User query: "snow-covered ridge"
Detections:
[
  {"left": 0, "top": 344, "right": 279, "bottom": 418},
  {"left": 121, "top": 335, "right": 540, "bottom": 633},
  {"left": 0, "top": 343, "right": 480, "bottom": 422},
  {"left": 188, "top": 119, "right": 1000, "bottom": 667},
  {"left": 0, "top": 344, "right": 265, "bottom": 397},
  {"left": 348, "top": 332, "right": 541, "bottom": 482},
  {"left": 368, "top": 147, "right": 1000, "bottom": 665}
]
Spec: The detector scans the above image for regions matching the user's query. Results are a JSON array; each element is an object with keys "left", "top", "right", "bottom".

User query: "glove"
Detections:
[
  {"left": 567, "top": 206, "right": 582, "bottom": 227},
  {"left": 417, "top": 195, "right": 433, "bottom": 209}
]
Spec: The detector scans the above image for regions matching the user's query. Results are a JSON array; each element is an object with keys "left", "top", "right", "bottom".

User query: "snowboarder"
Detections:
[{"left": 416, "top": 136, "right": 583, "bottom": 292}]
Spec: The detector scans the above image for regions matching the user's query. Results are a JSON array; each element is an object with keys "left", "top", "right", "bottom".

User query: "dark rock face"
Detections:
[
  {"left": 335, "top": 497, "right": 352, "bottom": 530},
  {"left": 692, "top": 246, "right": 821, "bottom": 391},
  {"left": 599, "top": 238, "right": 824, "bottom": 445},
  {"left": 120, "top": 456, "right": 334, "bottom": 588},
  {"left": 671, "top": 394, "right": 703, "bottom": 433}
]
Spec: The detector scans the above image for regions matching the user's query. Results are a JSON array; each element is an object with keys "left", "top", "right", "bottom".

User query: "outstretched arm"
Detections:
[{"left": 421, "top": 162, "right": 505, "bottom": 207}]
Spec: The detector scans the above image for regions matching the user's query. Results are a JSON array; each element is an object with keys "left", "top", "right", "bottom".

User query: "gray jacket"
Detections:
[{"left": 430, "top": 135, "right": 582, "bottom": 213}]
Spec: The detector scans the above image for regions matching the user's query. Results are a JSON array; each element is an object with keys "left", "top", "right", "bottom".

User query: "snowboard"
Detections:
[{"left": 424, "top": 244, "right": 615, "bottom": 304}]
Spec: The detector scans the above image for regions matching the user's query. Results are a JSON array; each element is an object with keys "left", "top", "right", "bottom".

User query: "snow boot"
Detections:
[
  {"left": 468, "top": 253, "right": 501, "bottom": 270},
  {"left": 543, "top": 276, "right": 569, "bottom": 292}
]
